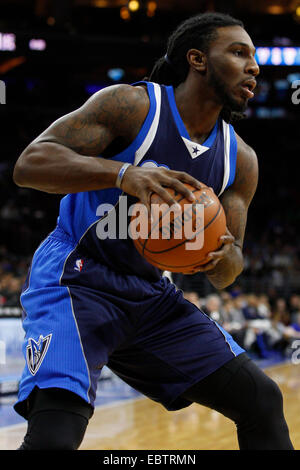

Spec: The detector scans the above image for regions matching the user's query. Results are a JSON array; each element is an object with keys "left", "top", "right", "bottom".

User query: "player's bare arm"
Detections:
[
  {"left": 195, "top": 133, "right": 258, "bottom": 290},
  {"left": 13, "top": 84, "right": 202, "bottom": 213}
]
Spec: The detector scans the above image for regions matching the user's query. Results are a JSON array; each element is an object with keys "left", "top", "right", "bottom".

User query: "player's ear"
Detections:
[{"left": 186, "top": 49, "right": 207, "bottom": 74}]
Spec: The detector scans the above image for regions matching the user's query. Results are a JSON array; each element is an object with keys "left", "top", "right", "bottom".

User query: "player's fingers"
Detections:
[
  {"left": 137, "top": 191, "right": 154, "bottom": 221},
  {"left": 149, "top": 184, "right": 182, "bottom": 209},
  {"left": 219, "top": 234, "right": 235, "bottom": 245},
  {"left": 220, "top": 235, "right": 235, "bottom": 249},
  {"left": 189, "top": 258, "right": 220, "bottom": 273},
  {"left": 207, "top": 242, "right": 234, "bottom": 261},
  {"left": 171, "top": 170, "right": 204, "bottom": 191},
  {"left": 220, "top": 227, "right": 234, "bottom": 242},
  {"left": 163, "top": 178, "right": 196, "bottom": 202},
  {"left": 207, "top": 251, "right": 224, "bottom": 260}
]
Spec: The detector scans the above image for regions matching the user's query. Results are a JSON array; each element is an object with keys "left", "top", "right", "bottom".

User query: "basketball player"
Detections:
[{"left": 13, "top": 13, "right": 293, "bottom": 450}]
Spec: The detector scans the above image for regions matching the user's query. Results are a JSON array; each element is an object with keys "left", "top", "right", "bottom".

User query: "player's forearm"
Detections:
[
  {"left": 13, "top": 142, "right": 124, "bottom": 194},
  {"left": 206, "top": 244, "right": 244, "bottom": 290}
]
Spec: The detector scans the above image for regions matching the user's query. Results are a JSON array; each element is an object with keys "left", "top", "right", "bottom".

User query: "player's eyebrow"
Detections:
[{"left": 229, "top": 42, "right": 256, "bottom": 55}]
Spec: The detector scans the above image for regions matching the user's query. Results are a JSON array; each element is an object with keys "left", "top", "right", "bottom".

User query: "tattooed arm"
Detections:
[
  {"left": 13, "top": 84, "right": 201, "bottom": 211},
  {"left": 13, "top": 84, "right": 150, "bottom": 194},
  {"left": 203, "top": 134, "right": 258, "bottom": 290}
]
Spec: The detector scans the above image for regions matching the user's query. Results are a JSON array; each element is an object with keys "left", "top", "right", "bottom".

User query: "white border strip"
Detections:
[
  {"left": 134, "top": 83, "right": 161, "bottom": 166},
  {"left": 218, "top": 120, "right": 230, "bottom": 197}
]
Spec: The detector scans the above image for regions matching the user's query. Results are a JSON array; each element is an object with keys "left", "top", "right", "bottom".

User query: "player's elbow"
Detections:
[
  {"left": 208, "top": 258, "right": 244, "bottom": 291},
  {"left": 209, "top": 277, "right": 234, "bottom": 291},
  {"left": 223, "top": 261, "right": 244, "bottom": 289},
  {"left": 13, "top": 144, "right": 45, "bottom": 189},
  {"left": 211, "top": 273, "right": 240, "bottom": 291},
  {"left": 13, "top": 154, "right": 29, "bottom": 187}
]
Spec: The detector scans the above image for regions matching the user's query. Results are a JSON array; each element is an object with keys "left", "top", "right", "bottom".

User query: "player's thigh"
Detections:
[
  {"left": 108, "top": 291, "right": 246, "bottom": 411},
  {"left": 16, "top": 281, "right": 134, "bottom": 417}
]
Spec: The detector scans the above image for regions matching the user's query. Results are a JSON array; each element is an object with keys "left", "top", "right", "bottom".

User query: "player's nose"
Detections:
[{"left": 246, "top": 57, "right": 260, "bottom": 77}]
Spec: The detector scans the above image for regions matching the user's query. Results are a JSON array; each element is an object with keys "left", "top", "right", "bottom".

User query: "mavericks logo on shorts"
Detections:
[{"left": 26, "top": 334, "right": 52, "bottom": 376}]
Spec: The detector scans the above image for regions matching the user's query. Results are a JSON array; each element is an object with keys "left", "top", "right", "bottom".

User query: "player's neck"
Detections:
[{"left": 174, "top": 80, "right": 222, "bottom": 144}]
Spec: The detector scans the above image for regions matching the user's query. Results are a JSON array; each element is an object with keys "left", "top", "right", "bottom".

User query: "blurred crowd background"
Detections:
[{"left": 1, "top": 0, "right": 300, "bottom": 362}]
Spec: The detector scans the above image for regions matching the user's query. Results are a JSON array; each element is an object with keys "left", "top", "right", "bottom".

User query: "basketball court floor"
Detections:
[{"left": 0, "top": 358, "right": 299, "bottom": 450}]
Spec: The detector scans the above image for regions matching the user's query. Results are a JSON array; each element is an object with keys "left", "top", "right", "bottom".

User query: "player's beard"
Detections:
[{"left": 207, "top": 61, "right": 248, "bottom": 115}]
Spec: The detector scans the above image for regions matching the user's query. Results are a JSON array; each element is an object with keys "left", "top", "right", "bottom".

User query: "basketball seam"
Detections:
[
  {"left": 144, "top": 186, "right": 199, "bottom": 244},
  {"left": 140, "top": 202, "right": 222, "bottom": 255},
  {"left": 142, "top": 187, "right": 206, "bottom": 255}
]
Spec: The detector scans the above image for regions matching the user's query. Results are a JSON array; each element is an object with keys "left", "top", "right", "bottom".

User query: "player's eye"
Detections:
[{"left": 233, "top": 49, "right": 243, "bottom": 56}]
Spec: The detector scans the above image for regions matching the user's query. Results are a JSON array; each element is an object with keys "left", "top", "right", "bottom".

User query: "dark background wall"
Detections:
[{"left": 0, "top": 0, "right": 300, "bottom": 301}]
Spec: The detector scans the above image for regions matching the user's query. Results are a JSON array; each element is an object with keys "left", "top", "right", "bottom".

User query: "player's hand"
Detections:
[
  {"left": 120, "top": 165, "right": 205, "bottom": 219},
  {"left": 185, "top": 228, "right": 235, "bottom": 274}
]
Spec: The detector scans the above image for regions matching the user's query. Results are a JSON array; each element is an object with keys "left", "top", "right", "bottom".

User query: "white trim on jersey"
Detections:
[
  {"left": 181, "top": 136, "right": 210, "bottom": 159},
  {"left": 218, "top": 120, "right": 231, "bottom": 197},
  {"left": 134, "top": 83, "right": 162, "bottom": 166}
]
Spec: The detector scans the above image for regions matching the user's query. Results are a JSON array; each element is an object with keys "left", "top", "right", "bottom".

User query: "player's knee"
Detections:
[
  {"left": 19, "top": 410, "right": 88, "bottom": 450},
  {"left": 38, "top": 418, "right": 86, "bottom": 450},
  {"left": 233, "top": 371, "right": 285, "bottom": 436},
  {"left": 219, "top": 360, "right": 285, "bottom": 429},
  {"left": 255, "top": 375, "right": 284, "bottom": 422}
]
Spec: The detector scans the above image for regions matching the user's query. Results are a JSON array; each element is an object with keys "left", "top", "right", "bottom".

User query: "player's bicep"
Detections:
[
  {"left": 35, "top": 108, "right": 114, "bottom": 156},
  {"left": 32, "top": 84, "right": 149, "bottom": 157}
]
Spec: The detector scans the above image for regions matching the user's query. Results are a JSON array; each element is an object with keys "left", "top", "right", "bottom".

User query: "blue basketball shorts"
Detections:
[{"left": 14, "top": 226, "right": 244, "bottom": 417}]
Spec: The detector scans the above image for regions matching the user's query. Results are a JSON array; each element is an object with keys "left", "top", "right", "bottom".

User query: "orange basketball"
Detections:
[{"left": 130, "top": 183, "right": 226, "bottom": 273}]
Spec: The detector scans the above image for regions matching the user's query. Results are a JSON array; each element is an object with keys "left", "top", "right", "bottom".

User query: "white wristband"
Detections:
[{"left": 115, "top": 163, "right": 132, "bottom": 189}]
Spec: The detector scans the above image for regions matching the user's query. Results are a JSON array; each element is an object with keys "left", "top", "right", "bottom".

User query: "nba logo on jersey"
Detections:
[
  {"left": 26, "top": 334, "right": 52, "bottom": 376},
  {"left": 74, "top": 259, "right": 84, "bottom": 272}
]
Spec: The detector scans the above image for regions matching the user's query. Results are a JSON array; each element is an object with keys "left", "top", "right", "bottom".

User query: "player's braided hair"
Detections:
[{"left": 148, "top": 12, "right": 245, "bottom": 123}]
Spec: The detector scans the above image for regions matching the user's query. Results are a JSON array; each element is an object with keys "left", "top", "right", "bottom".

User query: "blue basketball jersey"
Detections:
[
  {"left": 15, "top": 82, "right": 244, "bottom": 416},
  {"left": 55, "top": 81, "right": 237, "bottom": 282}
]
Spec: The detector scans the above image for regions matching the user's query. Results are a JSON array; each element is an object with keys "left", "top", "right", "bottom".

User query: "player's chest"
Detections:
[{"left": 136, "top": 133, "right": 224, "bottom": 191}]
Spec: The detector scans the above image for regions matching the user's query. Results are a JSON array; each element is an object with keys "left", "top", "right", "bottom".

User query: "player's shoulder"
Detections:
[
  {"left": 83, "top": 83, "right": 150, "bottom": 138},
  {"left": 113, "top": 82, "right": 149, "bottom": 103},
  {"left": 89, "top": 83, "right": 150, "bottom": 112},
  {"left": 235, "top": 132, "right": 257, "bottom": 163}
]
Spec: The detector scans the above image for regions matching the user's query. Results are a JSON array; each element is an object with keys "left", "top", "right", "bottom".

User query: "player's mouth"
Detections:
[{"left": 240, "top": 79, "right": 256, "bottom": 99}]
